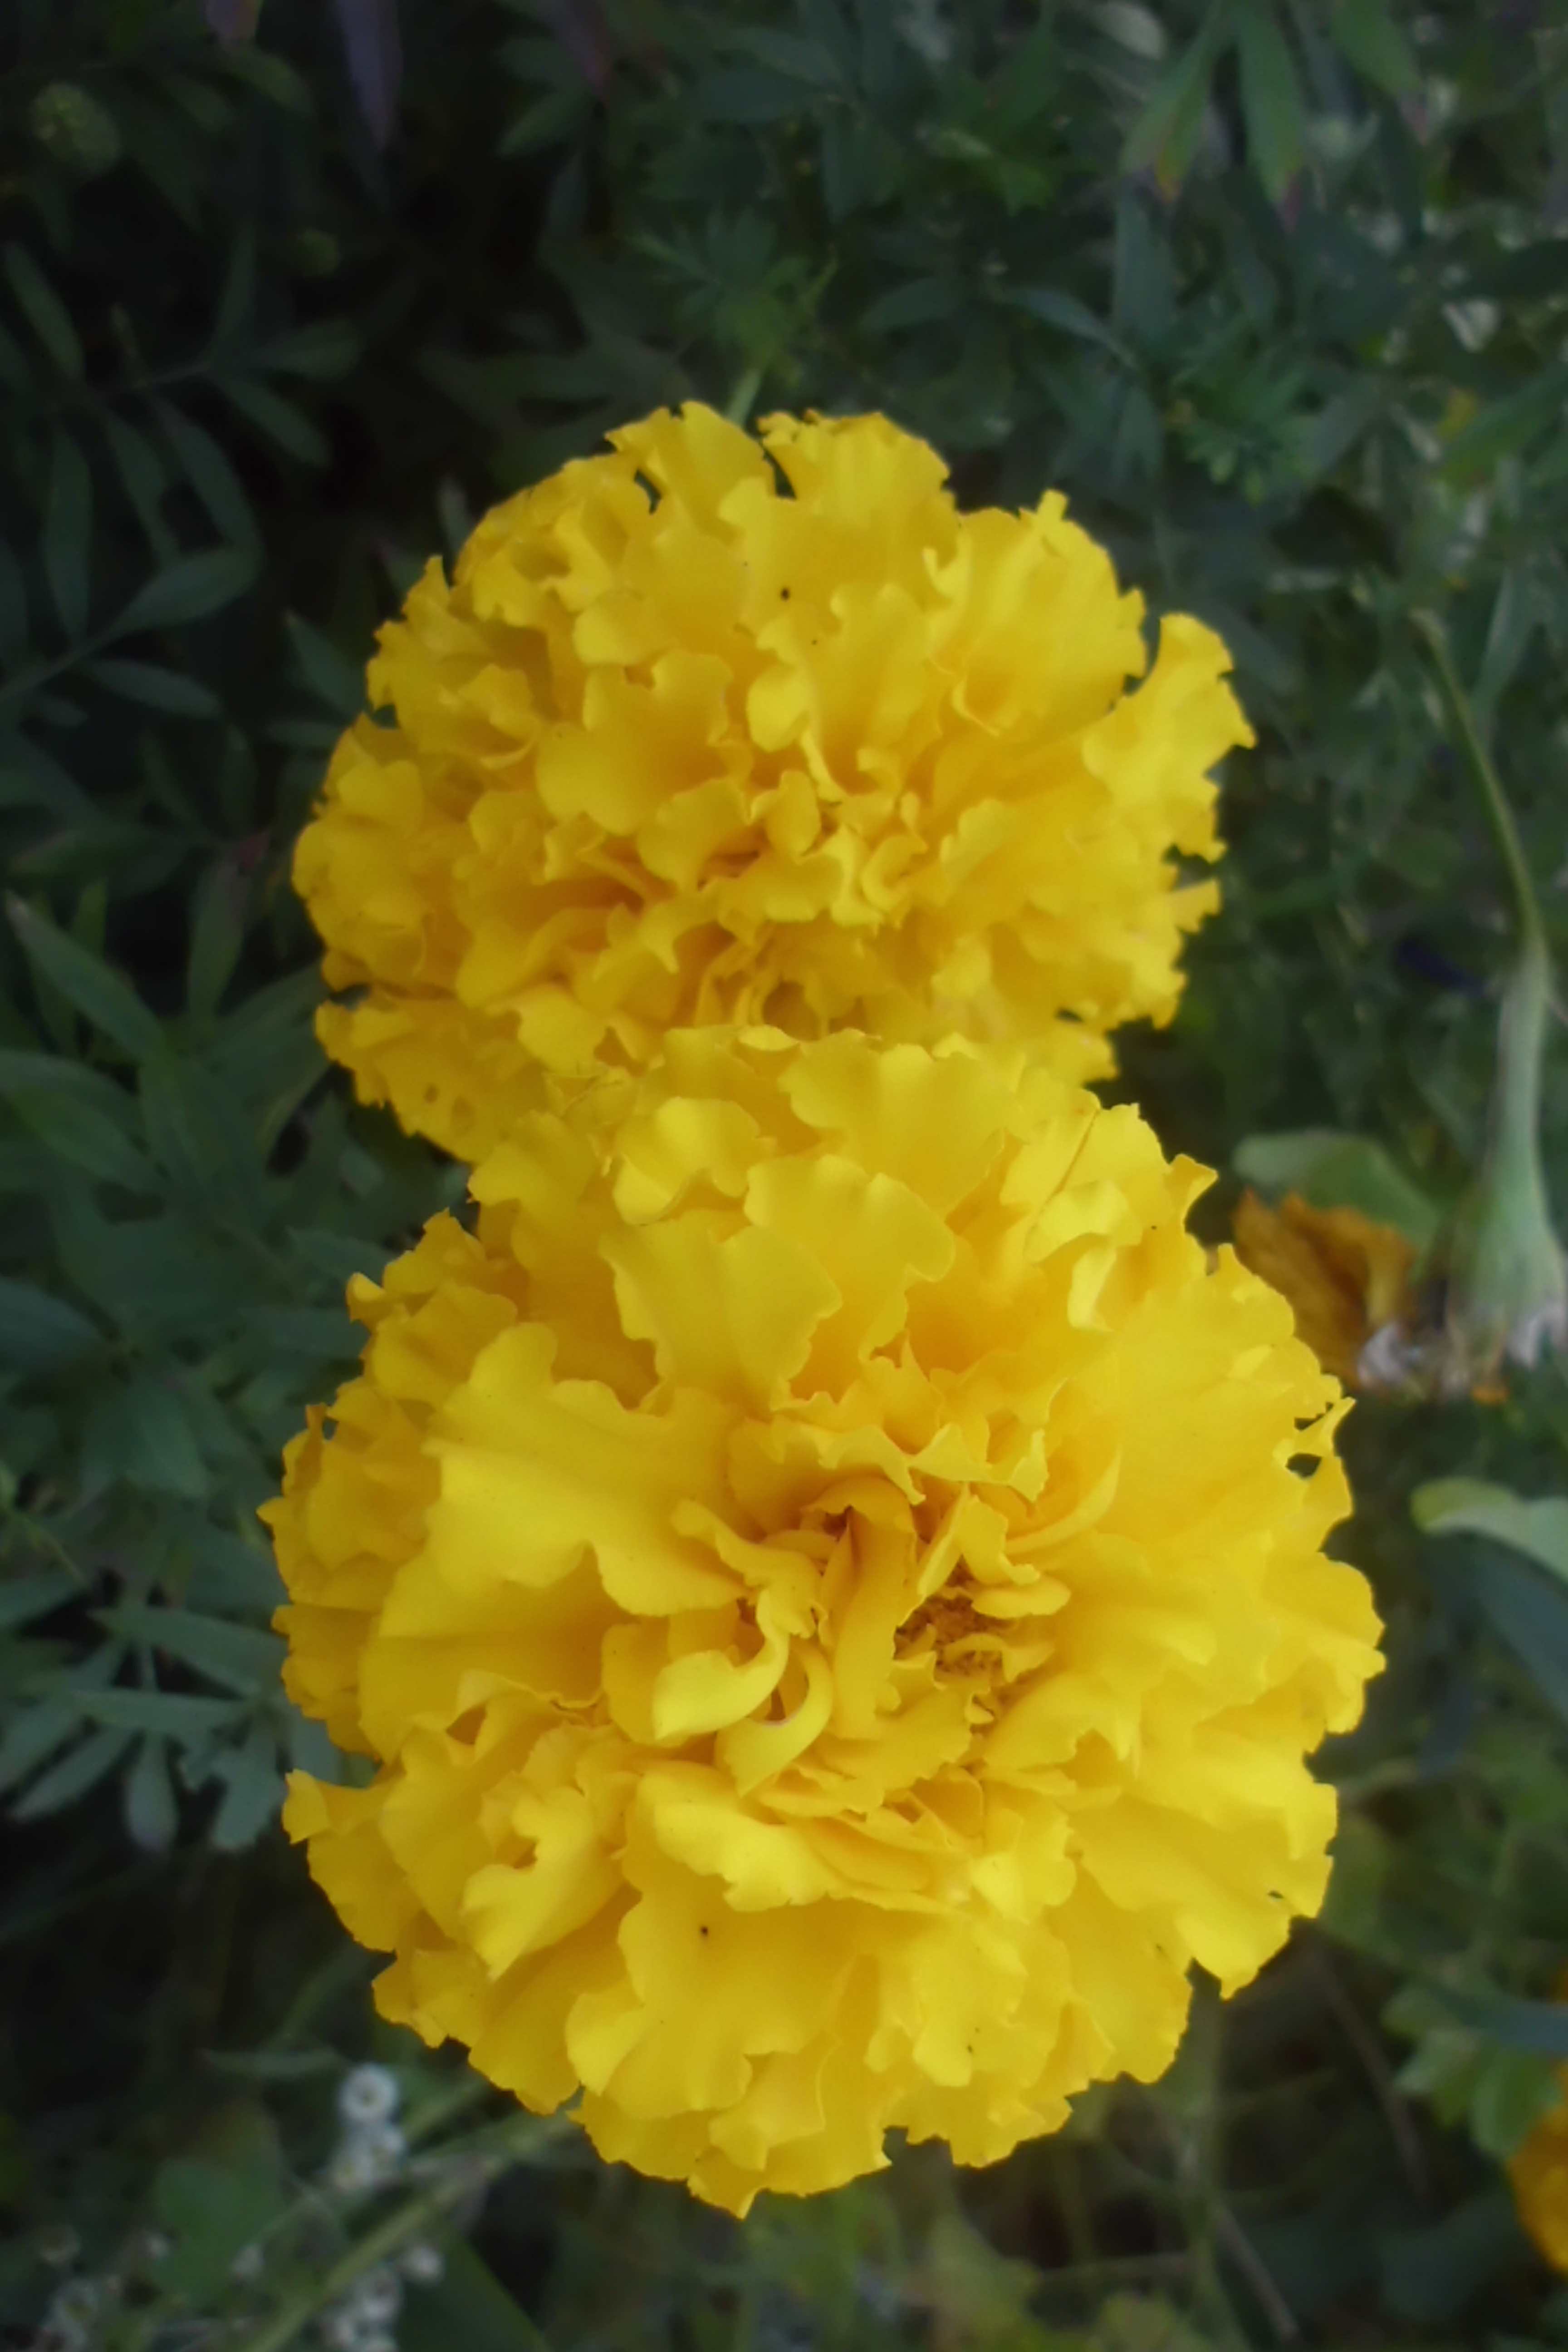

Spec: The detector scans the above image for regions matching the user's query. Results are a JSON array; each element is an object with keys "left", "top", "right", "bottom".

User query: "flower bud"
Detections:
[
  {"left": 1438, "top": 937, "right": 1568, "bottom": 1387},
  {"left": 338, "top": 2063, "right": 399, "bottom": 2128}
]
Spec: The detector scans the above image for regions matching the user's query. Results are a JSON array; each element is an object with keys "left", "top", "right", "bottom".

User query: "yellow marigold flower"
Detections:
[
  {"left": 266, "top": 1031, "right": 1380, "bottom": 2215},
  {"left": 1231, "top": 1190, "right": 1416, "bottom": 1389},
  {"left": 1512, "top": 2027, "right": 1568, "bottom": 2272},
  {"left": 294, "top": 405, "right": 1251, "bottom": 1159}
]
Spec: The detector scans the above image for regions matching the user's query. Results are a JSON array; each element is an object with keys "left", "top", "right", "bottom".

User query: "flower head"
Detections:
[
  {"left": 294, "top": 405, "right": 1250, "bottom": 1159},
  {"left": 1231, "top": 1190, "right": 1416, "bottom": 1389},
  {"left": 1511, "top": 2021, "right": 1568, "bottom": 2273},
  {"left": 267, "top": 1029, "right": 1379, "bottom": 2214}
]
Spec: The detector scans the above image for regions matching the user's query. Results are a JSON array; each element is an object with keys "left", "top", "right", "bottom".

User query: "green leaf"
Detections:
[
  {"left": 112, "top": 546, "right": 257, "bottom": 639},
  {"left": 209, "top": 227, "right": 256, "bottom": 351},
  {"left": 858, "top": 278, "right": 960, "bottom": 335},
  {"left": 10, "top": 1725, "right": 132, "bottom": 1817},
  {"left": 1122, "top": 5, "right": 1230, "bottom": 196},
  {"left": 0, "top": 1276, "right": 102, "bottom": 1374},
  {"left": 220, "top": 42, "right": 314, "bottom": 111},
  {"left": 97, "top": 1605, "right": 283, "bottom": 1695},
  {"left": 1379, "top": 2190, "right": 1524, "bottom": 2325},
  {"left": 85, "top": 659, "right": 222, "bottom": 717},
  {"left": 43, "top": 430, "right": 93, "bottom": 641},
  {"left": 7, "top": 897, "right": 164, "bottom": 1061},
  {"left": 399, "top": 2241, "right": 554, "bottom": 2352},
  {"left": 220, "top": 375, "right": 329, "bottom": 464},
  {"left": 1413, "top": 1480, "right": 1568, "bottom": 1584},
  {"left": 203, "top": 1725, "right": 284, "bottom": 1848},
  {"left": 1003, "top": 286, "right": 1134, "bottom": 366},
  {"left": 1439, "top": 364, "right": 1568, "bottom": 485},
  {"left": 183, "top": 1527, "right": 285, "bottom": 1617},
  {"left": 0, "top": 1568, "right": 78, "bottom": 1629},
  {"left": 3, "top": 244, "right": 83, "bottom": 377},
  {"left": 1328, "top": 0, "right": 1419, "bottom": 97},
  {"left": 155, "top": 399, "right": 259, "bottom": 554},
  {"left": 124, "top": 1735, "right": 179, "bottom": 1852},
  {"left": 497, "top": 83, "right": 591, "bottom": 157},
  {"left": 1235, "top": 6, "right": 1305, "bottom": 205},
  {"left": 1470, "top": 2046, "right": 1559, "bottom": 2159},
  {"left": 152, "top": 2150, "right": 289, "bottom": 2305},
  {"left": 1112, "top": 189, "right": 1177, "bottom": 350},
  {"left": 0, "top": 739, "right": 94, "bottom": 821},
  {"left": 100, "top": 409, "right": 174, "bottom": 564},
  {"left": 0, "top": 1698, "right": 79, "bottom": 1796},
  {"left": 1318, "top": 1812, "right": 1400, "bottom": 1961},
  {"left": 1470, "top": 1553, "right": 1568, "bottom": 1728},
  {"left": 138, "top": 1049, "right": 265, "bottom": 1219},
  {"left": 85, "top": 1381, "right": 210, "bottom": 1500},
  {"left": 1232, "top": 1129, "right": 1442, "bottom": 1247},
  {"left": 10, "top": 1087, "right": 160, "bottom": 1190},
  {"left": 249, "top": 1306, "right": 361, "bottom": 1360},
  {"left": 255, "top": 321, "right": 358, "bottom": 378},
  {"left": 0, "top": 1049, "right": 137, "bottom": 1105},
  {"left": 186, "top": 857, "right": 250, "bottom": 1022},
  {"left": 692, "top": 67, "right": 807, "bottom": 123},
  {"left": 74, "top": 1688, "right": 239, "bottom": 1739},
  {"left": 725, "top": 26, "right": 843, "bottom": 84},
  {"left": 284, "top": 612, "right": 364, "bottom": 716},
  {"left": 1423, "top": 1985, "right": 1568, "bottom": 2058}
]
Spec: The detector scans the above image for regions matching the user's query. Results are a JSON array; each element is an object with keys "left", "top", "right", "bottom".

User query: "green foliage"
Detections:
[{"left": 6, "top": 0, "right": 1568, "bottom": 2347}]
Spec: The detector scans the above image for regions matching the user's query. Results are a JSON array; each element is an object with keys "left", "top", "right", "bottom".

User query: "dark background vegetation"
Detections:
[{"left": 7, "top": 1, "right": 1568, "bottom": 2344}]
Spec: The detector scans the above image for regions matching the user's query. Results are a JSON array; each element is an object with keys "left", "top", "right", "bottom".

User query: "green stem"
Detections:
[
  {"left": 232, "top": 2114, "right": 564, "bottom": 2352},
  {"left": 403, "top": 2067, "right": 495, "bottom": 2148},
  {"left": 1047, "top": 2139, "right": 1097, "bottom": 2269},
  {"left": 0, "top": 624, "right": 113, "bottom": 714},
  {"left": 1411, "top": 608, "right": 1545, "bottom": 960},
  {"left": 724, "top": 362, "right": 764, "bottom": 426}
]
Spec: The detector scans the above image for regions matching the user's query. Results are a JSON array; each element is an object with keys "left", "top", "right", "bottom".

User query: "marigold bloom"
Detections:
[
  {"left": 1511, "top": 2037, "right": 1568, "bottom": 2272},
  {"left": 294, "top": 405, "right": 1251, "bottom": 1159},
  {"left": 267, "top": 1031, "right": 1380, "bottom": 2214},
  {"left": 1231, "top": 1190, "right": 1416, "bottom": 1389}
]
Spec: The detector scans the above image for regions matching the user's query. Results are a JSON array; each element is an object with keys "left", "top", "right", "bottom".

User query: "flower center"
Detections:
[{"left": 897, "top": 1585, "right": 986, "bottom": 1658}]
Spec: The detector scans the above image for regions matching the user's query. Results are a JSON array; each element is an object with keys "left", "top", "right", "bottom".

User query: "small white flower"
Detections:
[
  {"left": 357, "top": 2122, "right": 407, "bottom": 2183},
  {"left": 352, "top": 2268, "right": 403, "bottom": 2326},
  {"left": 338, "top": 2065, "right": 400, "bottom": 2129},
  {"left": 137, "top": 2230, "right": 172, "bottom": 2266},
  {"left": 37, "top": 2226, "right": 80, "bottom": 2269},
  {"left": 48, "top": 2281, "right": 100, "bottom": 2327},
  {"left": 326, "top": 2141, "right": 382, "bottom": 2198},
  {"left": 231, "top": 2242, "right": 265, "bottom": 2283},
  {"left": 400, "top": 2243, "right": 444, "bottom": 2285}
]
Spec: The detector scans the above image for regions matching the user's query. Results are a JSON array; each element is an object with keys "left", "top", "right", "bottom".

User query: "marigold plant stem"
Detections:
[
  {"left": 1411, "top": 608, "right": 1544, "bottom": 960},
  {"left": 233, "top": 2113, "right": 564, "bottom": 2352}
]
